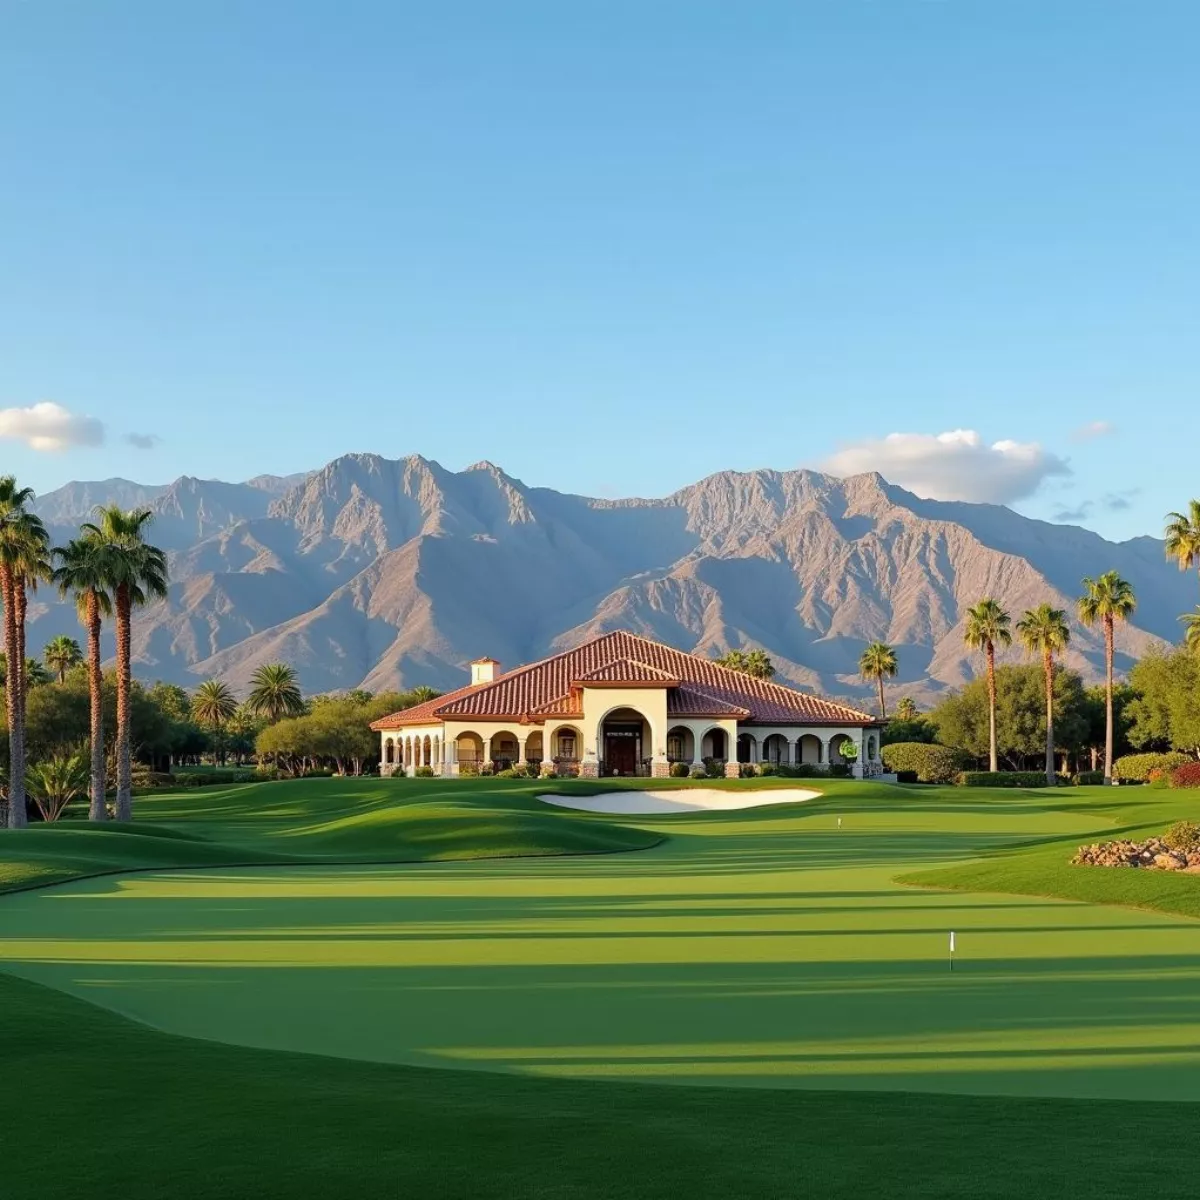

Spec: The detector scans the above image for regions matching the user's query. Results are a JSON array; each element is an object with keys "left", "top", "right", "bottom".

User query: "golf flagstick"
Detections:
[{"left": 949, "top": 930, "right": 955, "bottom": 972}]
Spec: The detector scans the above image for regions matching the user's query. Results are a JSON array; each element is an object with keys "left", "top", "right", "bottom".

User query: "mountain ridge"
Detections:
[{"left": 25, "top": 454, "right": 1193, "bottom": 705}]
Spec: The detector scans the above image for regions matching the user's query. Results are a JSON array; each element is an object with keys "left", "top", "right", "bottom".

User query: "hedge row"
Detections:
[
  {"left": 1171, "top": 762, "right": 1200, "bottom": 789},
  {"left": 958, "top": 771, "right": 1066, "bottom": 788}
]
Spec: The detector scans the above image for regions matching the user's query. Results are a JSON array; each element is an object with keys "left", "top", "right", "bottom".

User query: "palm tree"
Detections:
[
  {"left": 963, "top": 598, "right": 1013, "bottom": 773},
  {"left": 1165, "top": 501, "right": 1200, "bottom": 597},
  {"left": 1016, "top": 604, "right": 1071, "bottom": 785},
  {"left": 1078, "top": 572, "right": 1137, "bottom": 784},
  {"left": 246, "top": 662, "right": 305, "bottom": 723},
  {"left": 1183, "top": 608, "right": 1200, "bottom": 654},
  {"left": 0, "top": 477, "right": 49, "bottom": 828},
  {"left": 744, "top": 649, "right": 776, "bottom": 680},
  {"left": 82, "top": 507, "right": 168, "bottom": 820},
  {"left": 894, "top": 697, "right": 919, "bottom": 722},
  {"left": 407, "top": 684, "right": 440, "bottom": 706},
  {"left": 43, "top": 635, "right": 84, "bottom": 684},
  {"left": 192, "top": 679, "right": 238, "bottom": 764},
  {"left": 52, "top": 537, "right": 115, "bottom": 820},
  {"left": 0, "top": 655, "right": 50, "bottom": 691},
  {"left": 858, "top": 642, "right": 898, "bottom": 719},
  {"left": 26, "top": 753, "right": 89, "bottom": 822}
]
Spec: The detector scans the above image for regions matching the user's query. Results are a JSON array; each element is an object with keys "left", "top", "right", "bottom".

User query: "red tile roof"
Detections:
[{"left": 371, "top": 632, "right": 878, "bottom": 729}]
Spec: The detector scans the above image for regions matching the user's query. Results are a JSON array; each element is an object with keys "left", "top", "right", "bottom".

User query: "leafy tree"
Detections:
[
  {"left": 858, "top": 642, "right": 898, "bottom": 718},
  {"left": 894, "top": 696, "right": 920, "bottom": 722},
  {"left": 931, "top": 664, "right": 1088, "bottom": 770},
  {"left": 714, "top": 649, "right": 776, "bottom": 679},
  {"left": 52, "top": 536, "right": 115, "bottom": 819},
  {"left": 882, "top": 715, "right": 938, "bottom": 746},
  {"left": 963, "top": 598, "right": 1012, "bottom": 773},
  {"left": 1165, "top": 500, "right": 1200, "bottom": 598},
  {"left": 0, "top": 655, "right": 51, "bottom": 691},
  {"left": 1078, "top": 571, "right": 1136, "bottom": 783},
  {"left": 1126, "top": 647, "right": 1200, "bottom": 757},
  {"left": 1182, "top": 608, "right": 1200, "bottom": 654},
  {"left": 26, "top": 753, "right": 88, "bottom": 822},
  {"left": 0, "top": 476, "right": 50, "bottom": 828},
  {"left": 191, "top": 680, "right": 238, "bottom": 764},
  {"left": 83, "top": 506, "right": 169, "bottom": 819},
  {"left": 1081, "top": 683, "right": 1135, "bottom": 769},
  {"left": 246, "top": 662, "right": 305, "bottom": 723},
  {"left": 147, "top": 681, "right": 192, "bottom": 725},
  {"left": 43, "top": 635, "right": 83, "bottom": 684},
  {"left": 1016, "top": 604, "right": 1071, "bottom": 784}
]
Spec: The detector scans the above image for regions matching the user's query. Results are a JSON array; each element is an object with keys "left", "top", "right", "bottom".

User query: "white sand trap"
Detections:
[{"left": 538, "top": 787, "right": 819, "bottom": 815}]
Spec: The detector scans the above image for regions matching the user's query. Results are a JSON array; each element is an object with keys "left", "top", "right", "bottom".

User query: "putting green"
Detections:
[{"left": 5, "top": 785, "right": 1200, "bottom": 1103}]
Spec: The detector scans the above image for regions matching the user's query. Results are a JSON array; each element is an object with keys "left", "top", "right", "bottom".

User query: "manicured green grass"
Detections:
[
  {"left": 0, "top": 776, "right": 661, "bottom": 893},
  {"left": 4, "top": 776, "right": 1200, "bottom": 1197}
]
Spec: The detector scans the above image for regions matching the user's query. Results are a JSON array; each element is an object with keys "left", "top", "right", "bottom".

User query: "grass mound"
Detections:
[{"left": 0, "top": 778, "right": 660, "bottom": 895}]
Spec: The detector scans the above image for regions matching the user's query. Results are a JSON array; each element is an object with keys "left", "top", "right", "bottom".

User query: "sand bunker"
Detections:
[{"left": 538, "top": 788, "right": 819, "bottom": 815}]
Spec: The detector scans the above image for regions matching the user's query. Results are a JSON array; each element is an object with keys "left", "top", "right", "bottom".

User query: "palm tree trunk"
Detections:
[
  {"left": 1, "top": 566, "right": 25, "bottom": 827},
  {"left": 1103, "top": 614, "right": 1114, "bottom": 785},
  {"left": 986, "top": 641, "right": 998, "bottom": 774},
  {"left": 12, "top": 576, "right": 29, "bottom": 826},
  {"left": 115, "top": 584, "right": 133, "bottom": 821},
  {"left": 877, "top": 674, "right": 886, "bottom": 720},
  {"left": 1043, "top": 649, "right": 1055, "bottom": 786},
  {"left": 86, "top": 593, "right": 106, "bottom": 821}
]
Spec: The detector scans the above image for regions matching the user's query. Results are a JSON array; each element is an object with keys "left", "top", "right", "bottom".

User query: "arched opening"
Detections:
[
  {"left": 489, "top": 731, "right": 520, "bottom": 772},
  {"left": 866, "top": 734, "right": 877, "bottom": 761},
  {"left": 666, "top": 725, "right": 694, "bottom": 764},
  {"left": 829, "top": 733, "right": 853, "bottom": 764},
  {"left": 422, "top": 735, "right": 432, "bottom": 768},
  {"left": 599, "top": 707, "right": 650, "bottom": 777},
  {"left": 525, "top": 731, "right": 544, "bottom": 770},
  {"left": 403, "top": 738, "right": 412, "bottom": 768},
  {"left": 701, "top": 728, "right": 727, "bottom": 763},
  {"left": 384, "top": 739, "right": 395, "bottom": 765},
  {"left": 797, "top": 734, "right": 823, "bottom": 765},
  {"left": 456, "top": 732, "right": 484, "bottom": 771},
  {"left": 547, "top": 725, "right": 582, "bottom": 774},
  {"left": 762, "top": 734, "right": 790, "bottom": 765},
  {"left": 736, "top": 733, "right": 758, "bottom": 764}
]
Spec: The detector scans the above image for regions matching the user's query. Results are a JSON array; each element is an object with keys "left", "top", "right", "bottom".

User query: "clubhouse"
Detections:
[{"left": 371, "top": 631, "right": 884, "bottom": 779}]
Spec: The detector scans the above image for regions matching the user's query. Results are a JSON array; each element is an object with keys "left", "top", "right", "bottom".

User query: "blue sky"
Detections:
[{"left": 1, "top": 1, "right": 1196, "bottom": 540}]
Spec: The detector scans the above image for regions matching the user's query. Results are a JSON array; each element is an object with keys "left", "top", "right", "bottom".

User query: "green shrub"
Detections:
[
  {"left": 703, "top": 758, "right": 724, "bottom": 779},
  {"left": 255, "top": 763, "right": 281, "bottom": 781},
  {"left": 494, "top": 768, "right": 517, "bottom": 779},
  {"left": 669, "top": 761, "right": 690, "bottom": 778},
  {"left": 458, "top": 762, "right": 478, "bottom": 777},
  {"left": 828, "top": 764, "right": 851, "bottom": 778},
  {"left": 1170, "top": 762, "right": 1200, "bottom": 789},
  {"left": 414, "top": 766, "right": 435, "bottom": 778},
  {"left": 758, "top": 762, "right": 778, "bottom": 777},
  {"left": 1165, "top": 820, "right": 1200, "bottom": 852},
  {"left": 781, "top": 763, "right": 825, "bottom": 779},
  {"left": 689, "top": 765, "right": 707, "bottom": 780},
  {"left": 539, "top": 761, "right": 557, "bottom": 779},
  {"left": 1164, "top": 821, "right": 1200, "bottom": 851},
  {"left": 958, "top": 771, "right": 1065, "bottom": 788},
  {"left": 881, "top": 742, "right": 970, "bottom": 784},
  {"left": 1073, "top": 770, "right": 1104, "bottom": 786},
  {"left": 1113, "top": 752, "right": 1190, "bottom": 782},
  {"left": 172, "top": 769, "right": 255, "bottom": 788},
  {"left": 509, "top": 763, "right": 529, "bottom": 779},
  {"left": 739, "top": 763, "right": 758, "bottom": 778}
]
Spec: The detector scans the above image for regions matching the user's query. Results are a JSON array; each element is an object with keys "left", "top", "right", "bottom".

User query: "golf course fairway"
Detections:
[{"left": 4, "top": 778, "right": 1200, "bottom": 1103}]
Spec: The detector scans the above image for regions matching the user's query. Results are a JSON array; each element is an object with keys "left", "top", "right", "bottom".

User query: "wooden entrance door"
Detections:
[{"left": 604, "top": 726, "right": 639, "bottom": 775}]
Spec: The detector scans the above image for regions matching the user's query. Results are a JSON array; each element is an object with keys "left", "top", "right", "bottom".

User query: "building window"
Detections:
[
  {"left": 667, "top": 734, "right": 684, "bottom": 760},
  {"left": 556, "top": 733, "right": 576, "bottom": 759}
]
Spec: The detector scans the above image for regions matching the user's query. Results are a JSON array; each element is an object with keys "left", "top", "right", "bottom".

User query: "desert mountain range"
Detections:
[{"left": 27, "top": 455, "right": 1193, "bottom": 707}]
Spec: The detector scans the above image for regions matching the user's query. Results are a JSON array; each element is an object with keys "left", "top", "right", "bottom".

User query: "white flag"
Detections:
[{"left": 949, "top": 931, "right": 956, "bottom": 953}]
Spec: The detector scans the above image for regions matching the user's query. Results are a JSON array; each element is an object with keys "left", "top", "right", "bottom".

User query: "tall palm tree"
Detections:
[
  {"left": 744, "top": 649, "right": 776, "bottom": 680},
  {"left": 43, "top": 634, "right": 84, "bottom": 684},
  {"left": 52, "top": 537, "right": 115, "bottom": 820},
  {"left": 192, "top": 679, "right": 238, "bottom": 764},
  {"left": 1078, "top": 572, "right": 1137, "bottom": 785},
  {"left": 894, "top": 697, "right": 919, "bottom": 722},
  {"left": 82, "top": 507, "right": 168, "bottom": 820},
  {"left": 1183, "top": 608, "right": 1200, "bottom": 654},
  {"left": 245, "top": 662, "right": 304, "bottom": 723},
  {"left": 1016, "top": 604, "right": 1071, "bottom": 785},
  {"left": 0, "top": 477, "right": 49, "bottom": 828},
  {"left": 859, "top": 642, "right": 898, "bottom": 719},
  {"left": 963, "top": 598, "right": 1012, "bottom": 773},
  {"left": 1165, "top": 501, "right": 1200, "bottom": 597}
]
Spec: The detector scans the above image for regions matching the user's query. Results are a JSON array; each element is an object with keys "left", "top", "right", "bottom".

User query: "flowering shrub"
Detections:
[
  {"left": 1113, "top": 752, "right": 1190, "bottom": 782},
  {"left": 1169, "top": 761, "right": 1200, "bottom": 789}
]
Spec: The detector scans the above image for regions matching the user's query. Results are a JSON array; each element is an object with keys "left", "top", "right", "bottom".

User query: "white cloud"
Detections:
[
  {"left": 1070, "top": 420, "right": 1114, "bottom": 443},
  {"left": 820, "top": 429, "right": 1070, "bottom": 504},
  {"left": 0, "top": 402, "right": 105, "bottom": 452},
  {"left": 125, "top": 432, "right": 161, "bottom": 450}
]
